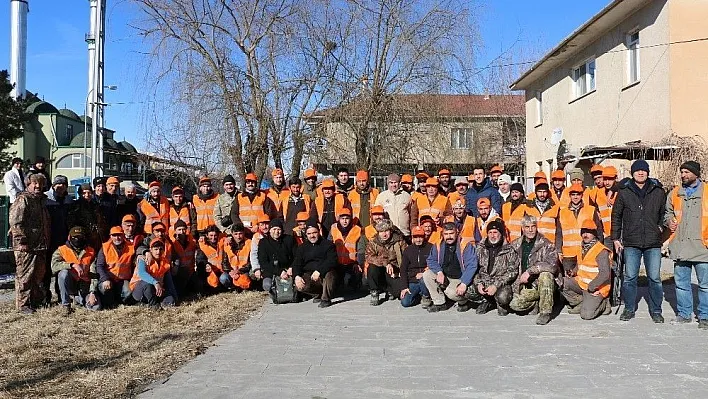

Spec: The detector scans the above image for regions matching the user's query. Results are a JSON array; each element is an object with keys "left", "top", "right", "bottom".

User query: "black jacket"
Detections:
[
  {"left": 400, "top": 242, "right": 432, "bottom": 286},
  {"left": 258, "top": 234, "right": 296, "bottom": 277},
  {"left": 292, "top": 237, "right": 337, "bottom": 277},
  {"left": 611, "top": 177, "right": 666, "bottom": 248}
]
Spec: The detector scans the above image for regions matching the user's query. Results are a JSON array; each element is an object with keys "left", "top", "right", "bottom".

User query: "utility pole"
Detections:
[{"left": 87, "top": 0, "right": 106, "bottom": 180}]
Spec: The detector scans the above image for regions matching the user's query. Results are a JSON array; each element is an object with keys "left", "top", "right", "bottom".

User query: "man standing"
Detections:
[
  {"left": 314, "top": 179, "right": 350, "bottom": 238},
  {"left": 473, "top": 198, "right": 501, "bottom": 245},
  {"left": 400, "top": 174, "right": 414, "bottom": 194},
  {"left": 193, "top": 177, "right": 219, "bottom": 237},
  {"left": 465, "top": 166, "right": 502, "bottom": 217},
  {"left": 399, "top": 226, "right": 432, "bottom": 308},
  {"left": 612, "top": 159, "right": 665, "bottom": 323},
  {"left": 471, "top": 220, "right": 519, "bottom": 316},
  {"left": 99, "top": 176, "right": 123, "bottom": 229},
  {"left": 3, "top": 157, "right": 24, "bottom": 203},
  {"left": 596, "top": 166, "right": 619, "bottom": 247},
  {"left": 335, "top": 167, "right": 354, "bottom": 195},
  {"left": 292, "top": 224, "right": 339, "bottom": 308},
  {"left": 28, "top": 156, "right": 51, "bottom": 191},
  {"left": 52, "top": 226, "right": 100, "bottom": 315},
  {"left": 118, "top": 184, "right": 140, "bottom": 225},
  {"left": 410, "top": 177, "right": 451, "bottom": 228},
  {"left": 497, "top": 174, "right": 512, "bottom": 202},
  {"left": 375, "top": 173, "right": 411, "bottom": 238},
  {"left": 489, "top": 165, "right": 503, "bottom": 188},
  {"left": 303, "top": 168, "right": 319, "bottom": 199},
  {"left": 10, "top": 173, "right": 51, "bottom": 313},
  {"left": 524, "top": 182, "right": 559, "bottom": 243},
  {"left": 509, "top": 215, "right": 558, "bottom": 325},
  {"left": 665, "top": 160, "right": 708, "bottom": 328},
  {"left": 230, "top": 173, "right": 278, "bottom": 232},
  {"left": 550, "top": 170, "right": 570, "bottom": 207},
  {"left": 587, "top": 164, "right": 605, "bottom": 204},
  {"left": 168, "top": 186, "right": 196, "bottom": 238},
  {"left": 422, "top": 222, "right": 478, "bottom": 313},
  {"left": 348, "top": 170, "right": 379, "bottom": 228},
  {"left": 68, "top": 183, "right": 106, "bottom": 250},
  {"left": 281, "top": 177, "right": 315, "bottom": 234},
  {"left": 213, "top": 174, "right": 238, "bottom": 235},
  {"left": 437, "top": 169, "right": 454, "bottom": 195},
  {"left": 266, "top": 168, "right": 290, "bottom": 213},
  {"left": 447, "top": 177, "right": 468, "bottom": 209},
  {"left": 138, "top": 181, "right": 171, "bottom": 235},
  {"left": 557, "top": 183, "right": 602, "bottom": 277},
  {"left": 45, "top": 175, "right": 73, "bottom": 303},
  {"left": 501, "top": 183, "right": 526, "bottom": 242}
]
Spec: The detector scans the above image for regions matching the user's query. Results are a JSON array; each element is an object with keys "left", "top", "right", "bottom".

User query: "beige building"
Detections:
[
  {"left": 511, "top": 0, "right": 708, "bottom": 182},
  {"left": 307, "top": 94, "right": 525, "bottom": 184}
]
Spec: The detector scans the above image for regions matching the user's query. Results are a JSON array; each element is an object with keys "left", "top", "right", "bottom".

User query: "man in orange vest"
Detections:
[
  {"left": 171, "top": 219, "right": 201, "bottom": 297},
  {"left": 282, "top": 177, "right": 315, "bottom": 234},
  {"left": 524, "top": 182, "right": 559, "bottom": 244},
  {"left": 315, "top": 179, "right": 351, "bottom": 238},
  {"left": 136, "top": 222, "right": 175, "bottom": 267},
  {"left": 121, "top": 214, "right": 144, "bottom": 250},
  {"left": 349, "top": 170, "right": 379, "bottom": 228},
  {"left": 303, "top": 168, "right": 319, "bottom": 199},
  {"left": 400, "top": 174, "right": 414, "bottom": 194},
  {"left": 195, "top": 225, "right": 228, "bottom": 292},
  {"left": 266, "top": 168, "right": 290, "bottom": 212},
  {"left": 96, "top": 226, "right": 136, "bottom": 309},
  {"left": 502, "top": 183, "right": 527, "bottom": 242},
  {"left": 169, "top": 186, "right": 196, "bottom": 238},
  {"left": 193, "top": 177, "right": 219, "bottom": 238},
  {"left": 556, "top": 183, "right": 603, "bottom": 277},
  {"left": 335, "top": 167, "right": 354, "bottom": 195},
  {"left": 52, "top": 226, "right": 100, "bottom": 315},
  {"left": 447, "top": 177, "right": 468, "bottom": 208},
  {"left": 412, "top": 172, "right": 429, "bottom": 201},
  {"left": 329, "top": 208, "right": 365, "bottom": 291},
  {"left": 438, "top": 168, "right": 454, "bottom": 195},
  {"left": 363, "top": 205, "right": 387, "bottom": 241},
  {"left": 419, "top": 214, "right": 442, "bottom": 245},
  {"left": 558, "top": 219, "right": 612, "bottom": 319},
  {"left": 587, "top": 164, "right": 605, "bottom": 205},
  {"left": 410, "top": 177, "right": 451, "bottom": 228},
  {"left": 138, "top": 181, "right": 170, "bottom": 235},
  {"left": 230, "top": 173, "right": 277, "bottom": 233},
  {"left": 526, "top": 171, "right": 548, "bottom": 201},
  {"left": 293, "top": 211, "right": 310, "bottom": 245},
  {"left": 450, "top": 200, "right": 474, "bottom": 243},
  {"left": 596, "top": 166, "right": 619, "bottom": 248},
  {"left": 130, "top": 238, "right": 178, "bottom": 308},
  {"left": 550, "top": 170, "right": 569, "bottom": 207},
  {"left": 473, "top": 198, "right": 501, "bottom": 245},
  {"left": 223, "top": 223, "right": 254, "bottom": 291}
]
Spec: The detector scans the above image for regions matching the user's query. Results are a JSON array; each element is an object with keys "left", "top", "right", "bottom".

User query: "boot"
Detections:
[
  {"left": 370, "top": 291, "right": 380, "bottom": 306},
  {"left": 476, "top": 299, "right": 492, "bottom": 314},
  {"left": 536, "top": 313, "right": 552, "bottom": 325},
  {"left": 529, "top": 303, "right": 540, "bottom": 315},
  {"left": 497, "top": 307, "right": 509, "bottom": 316},
  {"left": 420, "top": 296, "right": 432, "bottom": 309}
]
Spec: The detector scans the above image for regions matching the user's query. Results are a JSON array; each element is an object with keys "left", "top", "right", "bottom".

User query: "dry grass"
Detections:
[{"left": 0, "top": 291, "right": 266, "bottom": 399}]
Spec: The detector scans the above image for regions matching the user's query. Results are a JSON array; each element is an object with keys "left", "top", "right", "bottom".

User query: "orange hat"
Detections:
[
  {"left": 415, "top": 172, "right": 429, "bottom": 180},
  {"left": 296, "top": 211, "right": 310, "bottom": 222},
  {"left": 106, "top": 176, "right": 120, "bottom": 185},
  {"left": 337, "top": 208, "right": 352, "bottom": 217},
  {"left": 109, "top": 226, "right": 124, "bottom": 236},
  {"left": 533, "top": 171, "right": 547, "bottom": 180},
  {"left": 148, "top": 181, "right": 161, "bottom": 189},
  {"left": 568, "top": 183, "right": 585, "bottom": 194},
  {"left": 304, "top": 168, "right": 317, "bottom": 179},
  {"left": 535, "top": 178, "right": 548, "bottom": 186},
  {"left": 490, "top": 165, "right": 503, "bottom": 174},
  {"left": 467, "top": 174, "right": 475, "bottom": 181},
  {"left": 425, "top": 177, "right": 439, "bottom": 187},
  {"left": 153, "top": 222, "right": 167, "bottom": 232},
  {"left": 590, "top": 164, "right": 604, "bottom": 176},
  {"left": 602, "top": 166, "right": 618, "bottom": 178},
  {"left": 245, "top": 173, "right": 258, "bottom": 182},
  {"left": 257, "top": 213, "right": 271, "bottom": 224},
  {"left": 172, "top": 186, "right": 184, "bottom": 195},
  {"left": 551, "top": 170, "right": 565, "bottom": 180},
  {"left": 272, "top": 168, "right": 284, "bottom": 177},
  {"left": 438, "top": 168, "right": 451, "bottom": 176},
  {"left": 581, "top": 219, "right": 597, "bottom": 233},
  {"left": 477, "top": 197, "right": 491, "bottom": 208},
  {"left": 149, "top": 237, "right": 165, "bottom": 248},
  {"left": 411, "top": 226, "right": 425, "bottom": 237},
  {"left": 199, "top": 176, "right": 212, "bottom": 186},
  {"left": 355, "top": 170, "right": 369, "bottom": 181},
  {"left": 122, "top": 214, "right": 136, "bottom": 224},
  {"left": 321, "top": 179, "right": 335, "bottom": 189},
  {"left": 371, "top": 205, "right": 385, "bottom": 215},
  {"left": 401, "top": 174, "right": 413, "bottom": 183}
]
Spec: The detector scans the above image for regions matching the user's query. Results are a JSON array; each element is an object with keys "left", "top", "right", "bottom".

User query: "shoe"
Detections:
[
  {"left": 699, "top": 319, "right": 708, "bottom": 329},
  {"left": 312, "top": 296, "right": 322, "bottom": 304},
  {"left": 536, "top": 313, "right": 552, "bottom": 325},
  {"left": 318, "top": 300, "right": 332, "bottom": 308},
  {"left": 619, "top": 309, "right": 635, "bottom": 321},
  {"left": 476, "top": 300, "right": 492, "bottom": 315},
  {"left": 421, "top": 296, "right": 432, "bottom": 309},
  {"left": 671, "top": 315, "right": 693, "bottom": 324},
  {"left": 529, "top": 303, "right": 539, "bottom": 315},
  {"left": 19, "top": 306, "right": 35, "bottom": 315},
  {"left": 370, "top": 291, "right": 380, "bottom": 306},
  {"left": 61, "top": 305, "right": 73, "bottom": 317},
  {"left": 457, "top": 302, "right": 473, "bottom": 312},
  {"left": 427, "top": 304, "right": 446, "bottom": 313},
  {"left": 497, "top": 307, "right": 509, "bottom": 316},
  {"left": 651, "top": 313, "right": 665, "bottom": 324},
  {"left": 567, "top": 305, "right": 581, "bottom": 315}
]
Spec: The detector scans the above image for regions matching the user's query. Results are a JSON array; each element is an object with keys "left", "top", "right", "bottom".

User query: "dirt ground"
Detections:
[{"left": 0, "top": 291, "right": 266, "bottom": 399}]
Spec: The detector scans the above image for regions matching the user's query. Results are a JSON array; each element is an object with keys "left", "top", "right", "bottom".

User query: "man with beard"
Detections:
[
  {"left": 465, "top": 167, "right": 502, "bottom": 217},
  {"left": 597, "top": 166, "right": 619, "bottom": 248},
  {"left": 437, "top": 169, "right": 454, "bottom": 196},
  {"left": 171, "top": 220, "right": 201, "bottom": 297},
  {"left": 365, "top": 220, "right": 407, "bottom": 306},
  {"left": 550, "top": 170, "right": 570, "bottom": 208},
  {"left": 399, "top": 226, "right": 433, "bottom": 308},
  {"left": 45, "top": 175, "right": 74, "bottom": 303},
  {"left": 314, "top": 179, "right": 351, "bottom": 239},
  {"left": 292, "top": 224, "right": 339, "bottom": 308},
  {"left": 118, "top": 184, "right": 141, "bottom": 227},
  {"left": 524, "top": 182, "right": 559, "bottom": 244},
  {"left": 266, "top": 168, "right": 290, "bottom": 213},
  {"left": 303, "top": 168, "right": 319, "bottom": 199},
  {"left": 67, "top": 183, "right": 106, "bottom": 250},
  {"left": 257, "top": 218, "right": 296, "bottom": 295},
  {"left": 329, "top": 209, "right": 365, "bottom": 291},
  {"left": 96, "top": 226, "right": 137, "bottom": 308},
  {"left": 214, "top": 174, "right": 238, "bottom": 235},
  {"left": 193, "top": 177, "right": 219, "bottom": 238},
  {"left": 447, "top": 177, "right": 468, "bottom": 209},
  {"left": 138, "top": 181, "right": 171, "bottom": 235},
  {"left": 121, "top": 214, "right": 144, "bottom": 250},
  {"left": 471, "top": 220, "right": 519, "bottom": 316},
  {"left": 223, "top": 223, "right": 255, "bottom": 291},
  {"left": 375, "top": 173, "right": 411, "bottom": 238},
  {"left": 335, "top": 167, "right": 354, "bottom": 195},
  {"left": 348, "top": 170, "right": 379, "bottom": 228},
  {"left": 410, "top": 177, "right": 451, "bottom": 228},
  {"left": 473, "top": 198, "right": 501, "bottom": 245},
  {"left": 52, "top": 226, "right": 100, "bottom": 315},
  {"left": 501, "top": 183, "right": 527, "bottom": 242},
  {"left": 400, "top": 174, "right": 414, "bottom": 194},
  {"left": 489, "top": 165, "right": 503, "bottom": 188},
  {"left": 169, "top": 186, "right": 196, "bottom": 238},
  {"left": 98, "top": 176, "right": 123, "bottom": 229},
  {"left": 282, "top": 177, "right": 315, "bottom": 234},
  {"left": 557, "top": 183, "right": 603, "bottom": 277},
  {"left": 450, "top": 200, "right": 475, "bottom": 245},
  {"left": 230, "top": 173, "right": 278, "bottom": 233}
]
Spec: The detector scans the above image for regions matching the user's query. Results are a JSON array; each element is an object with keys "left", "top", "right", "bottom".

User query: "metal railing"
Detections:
[{"left": 0, "top": 196, "right": 9, "bottom": 249}]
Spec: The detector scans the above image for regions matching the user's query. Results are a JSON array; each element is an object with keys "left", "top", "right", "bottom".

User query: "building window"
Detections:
[
  {"left": 535, "top": 90, "right": 543, "bottom": 125},
  {"left": 450, "top": 128, "right": 471, "bottom": 149},
  {"left": 56, "top": 153, "right": 91, "bottom": 169},
  {"left": 572, "top": 58, "right": 596, "bottom": 98},
  {"left": 65, "top": 124, "right": 74, "bottom": 142},
  {"left": 627, "top": 30, "right": 640, "bottom": 84}
]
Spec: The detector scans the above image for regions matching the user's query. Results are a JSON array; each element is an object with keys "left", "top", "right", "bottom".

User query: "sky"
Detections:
[{"left": 0, "top": 0, "right": 610, "bottom": 152}]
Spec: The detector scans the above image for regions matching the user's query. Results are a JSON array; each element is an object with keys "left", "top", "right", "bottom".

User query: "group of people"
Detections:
[{"left": 5, "top": 157, "right": 708, "bottom": 329}]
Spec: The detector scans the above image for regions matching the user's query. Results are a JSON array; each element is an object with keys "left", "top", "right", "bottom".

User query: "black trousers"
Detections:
[{"left": 367, "top": 266, "right": 403, "bottom": 297}]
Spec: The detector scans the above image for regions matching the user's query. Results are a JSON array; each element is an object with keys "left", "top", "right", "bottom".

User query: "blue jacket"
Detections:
[
  {"left": 465, "top": 177, "right": 502, "bottom": 217},
  {"left": 426, "top": 240, "right": 478, "bottom": 286}
]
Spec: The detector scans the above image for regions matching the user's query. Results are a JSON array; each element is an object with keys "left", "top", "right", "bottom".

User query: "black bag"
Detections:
[{"left": 272, "top": 276, "right": 295, "bottom": 304}]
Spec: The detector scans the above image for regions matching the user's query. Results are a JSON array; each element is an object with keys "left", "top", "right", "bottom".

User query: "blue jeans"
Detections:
[
  {"left": 219, "top": 272, "right": 233, "bottom": 288},
  {"left": 674, "top": 261, "right": 708, "bottom": 320},
  {"left": 622, "top": 247, "right": 663, "bottom": 314},
  {"left": 401, "top": 279, "right": 430, "bottom": 308}
]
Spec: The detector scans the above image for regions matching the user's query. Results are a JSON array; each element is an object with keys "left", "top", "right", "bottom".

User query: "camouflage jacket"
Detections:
[
  {"left": 365, "top": 234, "right": 407, "bottom": 269},
  {"left": 67, "top": 199, "right": 106, "bottom": 239},
  {"left": 509, "top": 235, "right": 559, "bottom": 293},
  {"left": 50, "top": 245, "right": 99, "bottom": 292},
  {"left": 9, "top": 191, "right": 51, "bottom": 252},
  {"left": 473, "top": 241, "right": 519, "bottom": 289}
]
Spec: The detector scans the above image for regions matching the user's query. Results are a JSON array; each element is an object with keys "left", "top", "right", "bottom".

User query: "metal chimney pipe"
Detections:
[{"left": 10, "top": 0, "right": 28, "bottom": 99}]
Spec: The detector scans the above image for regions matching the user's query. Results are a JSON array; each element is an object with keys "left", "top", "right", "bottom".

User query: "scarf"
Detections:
[
  {"left": 581, "top": 238, "right": 598, "bottom": 256},
  {"left": 534, "top": 198, "right": 549, "bottom": 213},
  {"left": 484, "top": 238, "right": 504, "bottom": 272},
  {"left": 684, "top": 179, "right": 700, "bottom": 198}
]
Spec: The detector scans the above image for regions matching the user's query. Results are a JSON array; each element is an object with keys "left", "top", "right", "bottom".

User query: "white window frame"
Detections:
[
  {"left": 535, "top": 90, "right": 543, "bottom": 126},
  {"left": 450, "top": 127, "right": 472, "bottom": 149},
  {"left": 626, "top": 29, "right": 640, "bottom": 85},
  {"left": 571, "top": 58, "right": 596, "bottom": 99},
  {"left": 57, "top": 153, "right": 90, "bottom": 169}
]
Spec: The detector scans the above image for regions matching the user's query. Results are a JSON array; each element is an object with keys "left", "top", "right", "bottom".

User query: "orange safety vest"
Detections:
[
  {"left": 330, "top": 224, "right": 362, "bottom": 265},
  {"left": 125, "top": 234, "right": 144, "bottom": 251},
  {"left": 364, "top": 224, "right": 377, "bottom": 240},
  {"left": 173, "top": 237, "right": 197, "bottom": 276},
  {"left": 668, "top": 184, "right": 708, "bottom": 245},
  {"left": 575, "top": 241, "right": 611, "bottom": 298},
  {"left": 224, "top": 239, "right": 253, "bottom": 289},
  {"left": 551, "top": 188, "right": 571, "bottom": 208},
  {"left": 314, "top": 194, "right": 347, "bottom": 222},
  {"left": 474, "top": 215, "right": 501, "bottom": 245},
  {"left": 594, "top": 189, "right": 617, "bottom": 236},
  {"left": 58, "top": 245, "right": 96, "bottom": 282},
  {"left": 266, "top": 187, "right": 290, "bottom": 212},
  {"left": 348, "top": 188, "right": 380, "bottom": 221},
  {"left": 192, "top": 194, "right": 218, "bottom": 231},
  {"left": 199, "top": 239, "right": 225, "bottom": 288},
  {"left": 282, "top": 195, "right": 312, "bottom": 221},
  {"left": 447, "top": 191, "right": 466, "bottom": 208},
  {"left": 428, "top": 229, "right": 442, "bottom": 245},
  {"left": 237, "top": 192, "right": 266, "bottom": 226},
  {"left": 458, "top": 216, "right": 475, "bottom": 243},
  {"left": 559, "top": 205, "right": 598, "bottom": 259},
  {"left": 139, "top": 197, "right": 170, "bottom": 234},
  {"left": 502, "top": 202, "right": 526, "bottom": 242},
  {"left": 415, "top": 194, "right": 450, "bottom": 218},
  {"left": 101, "top": 241, "right": 135, "bottom": 281},
  {"left": 129, "top": 256, "right": 171, "bottom": 291},
  {"left": 524, "top": 204, "right": 559, "bottom": 243},
  {"left": 169, "top": 203, "right": 192, "bottom": 237}
]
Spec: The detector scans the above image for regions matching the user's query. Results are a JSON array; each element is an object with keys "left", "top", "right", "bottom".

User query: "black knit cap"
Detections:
[
  {"left": 510, "top": 182, "right": 525, "bottom": 194},
  {"left": 269, "top": 218, "right": 284, "bottom": 229},
  {"left": 223, "top": 174, "right": 236, "bottom": 184},
  {"left": 486, "top": 220, "right": 505, "bottom": 234},
  {"left": 535, "top": 182, "right": 549, "bottom": 192},
  {"left": 680, "top": 161, "right": 701, "bottom": 177}
]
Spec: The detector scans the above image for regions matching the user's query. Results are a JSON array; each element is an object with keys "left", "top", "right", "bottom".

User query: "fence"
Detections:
[{"left": 0, "top": 196, "right": 9, "bottom": 249}]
